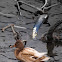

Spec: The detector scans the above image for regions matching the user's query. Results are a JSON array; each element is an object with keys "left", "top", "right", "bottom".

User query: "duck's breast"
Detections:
[{"left": 18, "top": 51, "right": 36, "bottom": 62}]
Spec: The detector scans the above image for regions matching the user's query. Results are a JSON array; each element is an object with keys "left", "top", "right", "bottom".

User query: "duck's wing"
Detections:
[
  {"left": 34, "top": 52, "right": 47, "bottom": 57},
  {"left": 21, "top": 47, "right": 40, "bottom": 56},
  {"left": 22, "top": 47, "right": 37, "bottom": 56},
  {"left": 22, "top": 47, "right": 47, "bottom": 58}
]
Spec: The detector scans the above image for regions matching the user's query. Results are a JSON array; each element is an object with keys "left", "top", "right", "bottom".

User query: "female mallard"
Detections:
[{"left": 10, "top": 40, "right": 50, "bottom": 62}]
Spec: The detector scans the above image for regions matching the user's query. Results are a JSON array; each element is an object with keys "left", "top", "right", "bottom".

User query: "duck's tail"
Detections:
[
  {"left": 34, "top": 52, "right": 50, "bottom": 62},
  {"left": 41, "top": 56, "right": 50, "bottom": 61},
  {"left": 34, "top": 56, "right": 50, "bottom": 62}
]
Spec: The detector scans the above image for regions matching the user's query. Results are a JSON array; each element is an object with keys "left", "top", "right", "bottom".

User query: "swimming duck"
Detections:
[{"left": 9, "top": 40, "right": 50, "bottom": 62}]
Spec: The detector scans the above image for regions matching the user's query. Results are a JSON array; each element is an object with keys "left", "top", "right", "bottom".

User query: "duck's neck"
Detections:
[{"left": 14, "top": 48, "right": 23, "bottom": 56}]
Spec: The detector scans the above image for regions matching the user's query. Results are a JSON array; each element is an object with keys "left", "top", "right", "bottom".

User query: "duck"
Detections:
[{"left": 9, "top": 40, "right": 50, "bottom": 62}]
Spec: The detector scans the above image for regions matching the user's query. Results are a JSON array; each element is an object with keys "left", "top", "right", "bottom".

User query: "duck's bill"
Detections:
[{"left": 9, "top": 45, "right": 15, "bottom": 48}]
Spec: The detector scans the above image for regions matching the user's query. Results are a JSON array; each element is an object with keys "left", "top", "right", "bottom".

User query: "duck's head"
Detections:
[{"left": 9, "top": 40, "right": 24, "bottom": 50}]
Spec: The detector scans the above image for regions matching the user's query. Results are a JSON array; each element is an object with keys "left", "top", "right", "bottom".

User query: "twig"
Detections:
[
  {"left": 18, "top": 0, "right": 44, "bottom": 13},
  {"left": 41, "top": 0, "right": 48, "bottom": 9},
  {"left": 14, "top": 25, "right": 26, "bottom": 29},
  {"left": 18, "top": 0, "right": 60, "bottom": 13},
  {"left": 11, "top": 24, "right": 16, "bottom": 34},
  {"left": 2, "top": 24, "right": 21, "bottom": 40},
  {"left": 0, "top": 12, "right": 16, "bottom": 18},
  {"left": 14, "top": 0, "right": 22, "bottom": 15},
  {"left": 44, "top": 2, "right": 60, "bottom": 9},
  {"left": 2, "top": 24, "right": 26, "bottom": 32},
  {"left": 2, "top": 24, "right": 12, "bottom": 32},
  {"left": 2, "top": 24, "right": 27, "bottom": 45}
]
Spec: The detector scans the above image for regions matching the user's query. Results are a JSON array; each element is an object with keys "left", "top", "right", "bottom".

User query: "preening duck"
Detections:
[{"left": 9, "top": 40, "right": 50, "bottom": 62}]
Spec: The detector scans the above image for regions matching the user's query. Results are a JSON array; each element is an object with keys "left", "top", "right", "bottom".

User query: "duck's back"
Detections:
[
  {"left": 22, "top": 47, "right": 47, "bottom": 57},
  {"left": 21, "top": 47, "right": 39, "bottom": 56}
]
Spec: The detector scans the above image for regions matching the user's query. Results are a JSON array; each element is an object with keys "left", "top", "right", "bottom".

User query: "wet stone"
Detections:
[{"left": 54, "top": 56, "right": 59, "bottom": 60}]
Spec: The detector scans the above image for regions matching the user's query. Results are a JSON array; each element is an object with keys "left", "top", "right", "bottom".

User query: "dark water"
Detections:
[{"left": 0, "top": 0, "right": 62, "bottom": 62}]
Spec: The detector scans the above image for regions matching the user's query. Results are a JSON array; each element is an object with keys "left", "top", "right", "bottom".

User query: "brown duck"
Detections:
[{"left": 10, "top": 40, "right": 50, "bottom": 62}]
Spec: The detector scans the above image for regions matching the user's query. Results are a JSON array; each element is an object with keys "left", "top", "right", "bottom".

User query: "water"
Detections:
[{"left": 0, "top": 0, "right": 62, "bottom": 62}]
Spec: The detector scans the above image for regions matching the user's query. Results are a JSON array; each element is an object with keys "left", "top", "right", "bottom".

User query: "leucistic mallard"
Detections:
[{"left": 9, "top": 40, "right": 50, "bottom": 62}]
